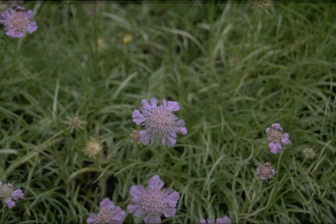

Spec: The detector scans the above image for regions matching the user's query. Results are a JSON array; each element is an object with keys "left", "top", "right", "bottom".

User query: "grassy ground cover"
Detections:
[{"left": 0, "top": 1, "right": 336, "bottom": 223}]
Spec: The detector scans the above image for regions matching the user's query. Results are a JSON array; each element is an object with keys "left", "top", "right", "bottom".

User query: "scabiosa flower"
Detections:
[
  {"left": 0, "top": 180, "right": 24, "bottom": 208},
  {"left": 84, "top": 138, "right": 103, "bottom": 158},
  {"left": 87, "top": 198, "right": 125, "bottom": 224},
  {"left": 0, "top": 6, "right": 37, "bottom": 38},
  {"left": 127, "top": 175, "right": 180, "bottom": 224},
  {"left": 266, "top": 123, "right": 291, "bottom": 154},
  {"left": 199, "top": 216, "right": 230, "bottom": 224},
  {"left": 256, "top": 162, "right": 275, "bottom": 180},
  {"left": 132, "top": 98, "right": 187, "bottom": 147},
  {"left": 63, "top": 115, "right": 87, "bottom": 133},
  {"left": 303, "top": 148, "right": 316, "bottom": 159}
]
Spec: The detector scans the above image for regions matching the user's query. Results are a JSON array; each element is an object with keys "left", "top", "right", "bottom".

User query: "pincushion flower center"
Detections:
[
  {"left": 10, "top": 15, "right": 27, "bottom": 29},
  {"left": 146, "top": 107, "right": 176, "bottom": 134},
  {"left": 98, "top": 209, "right": 114, "bottom": 224},
  {"left": 70, "top": 117, "right": 80, "bottom": 127},
  {"left": 0, "top": 185, "right": 13, "bottom": 199},
  {"left": 267, "top": 128, "right": 282, "bottom": 142},
  {"left": 141, "top": 190, "right": 167, "bottom": 215},
  {"left": 260, "top": 165, "right": 272, "bottom": 178}
]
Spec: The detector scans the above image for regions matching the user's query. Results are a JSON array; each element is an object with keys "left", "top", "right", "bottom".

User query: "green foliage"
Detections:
[{"left": 0, "top": 1, "right": 336, "bottom": 223}]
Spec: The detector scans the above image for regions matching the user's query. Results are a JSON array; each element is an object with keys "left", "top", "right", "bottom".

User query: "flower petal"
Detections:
[
  {"left": 282, "top": 133, "right": 292, "bottom": 145},
  {"left": 163, "top": 207, "right": 176, "bottom": 218},
  {"left": 144, "top": 214, "right": 161, "bottom": 224},
  {"left": 26, "top": 9, "right": 34, "bottom": 20},
  {"left": 256, "top": 166, "right": 261, "bottom": 175},
  {"left": 141, "top": 99, "right": 152, "bottom": 110},
  {"left": 87, "top": 213, "right": 97, "bottom": 224},
  {"left": 12, "top": 189, "right": 24, "bottom": 200},
  {"left": 271, "top": 123, "right": 283, "bottom": 132},
  {"left": 166, "top": 191, "right": 180, "bottom": 207},
  {"left": 161, "top": 132, "right": 177, "bottom": 147},
  {"left": 132, "top": 110, "right": 145, "bottom": 125},
  {"left": 99, "top": 198, "right": 114, "bottom": 210},
  {"left": 0, "top": 11, "right": 11, "bottom": 24},
  {"left": 5, "top": 199, "right": 15, "bottom": 208},
  {"left": 148, "top": 175, "right": 164, "bottom": 191},
  {"left": 174, "top": 119, "right": 187, "bottom": 135},
  {"left": 127, "top": 203, "right": 145, "bottom": 217},
  {"left": 150, "top": 98, "right": 157, "bottom": 108},
  {"left": 207, "top": 219, "right": 214, "bottom": 224},
  {"left": 139, "top": 130, "right": 151, "bottom": 145},
  {"left": 129, "top": 185, "right": 146, "bottom": 198},
  {"left": 167, "top": 101, "right": 180, "bottom": 111},
  {"left": 268, "top": 142, "right": 279, "bottom": 154},
  {"left": 216, "top": 216, "right": 231, "bottom": 224},
  {"left": 113, "top": 207, "right": 126, "bottom": 221},
  {"left": 199, "top": 219, "right": 207, "bottom": 224},
  {"left": 27, "top": 21, "right": 38, "bottom": 34}
]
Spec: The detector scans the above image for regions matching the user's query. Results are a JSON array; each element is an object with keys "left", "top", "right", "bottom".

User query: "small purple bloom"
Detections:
[
  {"left": 216, "top": 216, "right": 231, "bottom": 224},
  {"left": 266, "top": 123, "right": 291, "bottom": 154},
  {"left": 256, "top": 162, "right": 275, "bottom": 180},
  {"left": 0, "top": 179, "right": 24, "bottom": 209},
  {"left": 0, "top": 6, "right": 37, "bottom": 38},
  {"left": 87, "top": 198, "right": 125, "bottom": 224},
  {"left": 199, "top": 216, "right": 230, "bottom": 224},
  {"left": 132, "top": 98, "right": 187, "bottom": 147},
  {"left": 127, "top": 175, "right": 180, "bottom": 224},
  {"left": 199, "top": 219, "right": 214, "bottom": 224}
]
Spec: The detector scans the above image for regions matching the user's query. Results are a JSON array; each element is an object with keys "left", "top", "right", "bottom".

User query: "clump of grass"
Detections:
[{"left": 0, "top": 1, "right": 335, "bottom": 224}]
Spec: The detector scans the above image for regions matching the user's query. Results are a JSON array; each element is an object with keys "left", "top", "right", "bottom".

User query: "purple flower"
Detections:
[
  {"left": 86, "top": 0, "right": 106, "bottom": 16},
  {"left": 256, "top": 162, "right": 275, "bottom": 180},
  {"left": 266, "top": 123, "right": 291, "bottom": 154},
  {"left": 216, "top": 216, "right": 231, "bottom": 224},
  {"left": 127, "top": 175, "right": 180, "bottom": 224},
  {"left": 0, "top": 179, "right": 24, "bottom": 209},
  {"left": 199, "top": 219, "right": 214, "bottom": 224},
  {"left": 199, "top": 216, "right": 230, "bottom": 224},
  {"left": 0, "top": 6, "right": 37, "bottom": 38},
  {"left": 87, "top": 198, "right": 125, "bottom": 224},
  {"left": 132, "top": 98, "right": 187, "bottom": 147}
]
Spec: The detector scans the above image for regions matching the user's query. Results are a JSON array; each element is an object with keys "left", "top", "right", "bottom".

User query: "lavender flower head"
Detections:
[
  {"left": 127, "top": 175, "right": 180, "bottom": 224},
  {"left": 256, "top": 162, "right": 275, "bottom": 180},
  {"left": 199, "top": 216, "right": 230, "bottom": 224},
  {"left": 0, "top": 180, "right": 24, "bottom": 208},
  {"left": 132, "top": 98, "right": 187, "bottom": 147},
  {"left": 266, "top": 123, "right": 291, "bottom": 154},
  {"left": 87, "top": 198, "right": 125, "bottom": 224},
  {"left": 0, "top": 6, "right": 37, "bottom": 38}
]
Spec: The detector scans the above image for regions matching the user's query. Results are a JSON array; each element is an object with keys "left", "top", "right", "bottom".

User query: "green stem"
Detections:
[{"left": 12, "top": 39, "right": 19, "bottom": 70}]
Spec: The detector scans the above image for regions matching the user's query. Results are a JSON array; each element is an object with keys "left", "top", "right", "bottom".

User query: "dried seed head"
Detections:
[
  {"left": 39, "top": 117, "right": 51, "bottom": 127},
  {"left": 303, "top": 148, "right": 315, "bottom": 159},
  {"left": 130, "top": 130, "right": 141, "bottom": 145},
  {"left": 63, "top": 115, "right": 87, "bottom": 133},
  {"left": 97, "top": 37, "right": 105, "bottom": 52},
  {"left": 252, "top": 0, "right": 272, "bottom": 9},
  {"left": 121, "top": 31, "right": 134, "bottom": 45},
  {"left": 0, "top": 4, "right": 7, "bottom": 14},
  {"left": 84, "top": 138, "right": 103, "bottom": 158}
]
